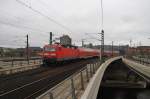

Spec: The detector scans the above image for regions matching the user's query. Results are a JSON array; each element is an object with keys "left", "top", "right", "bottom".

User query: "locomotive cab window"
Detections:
[{"left": 44, "top": 47, "right": 56, "bottom": 52}]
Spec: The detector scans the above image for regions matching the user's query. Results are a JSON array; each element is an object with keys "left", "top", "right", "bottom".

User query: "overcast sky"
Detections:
[{"left": 0, "top": 0, "right": 150, "bottom": 48}]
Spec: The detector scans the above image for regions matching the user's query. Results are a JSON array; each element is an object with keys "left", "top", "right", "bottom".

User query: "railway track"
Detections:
[{"left": 0, "top": 58, "right": 98, "bottom": 99}]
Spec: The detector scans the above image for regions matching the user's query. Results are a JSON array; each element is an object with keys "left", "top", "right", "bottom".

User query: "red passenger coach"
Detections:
[
  {"left": 42, "top": 43, "right": 100, "bottom": 65},
  {"left": 78, "top": 48, "right": 100, "bottom": 58}
]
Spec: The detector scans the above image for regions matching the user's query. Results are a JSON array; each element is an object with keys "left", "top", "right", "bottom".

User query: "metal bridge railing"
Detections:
[
  {"left": 0, "top": 57, "right": 42, "bottom": 67},
  {"left": 0, "top": 57, "right": 42, "bottom": 75},
  {"left": 36, "top": 62, "right": 101, "bottom": 99},
  {"left": 129, "top": 56, "right": 150, "bottom": 66}
]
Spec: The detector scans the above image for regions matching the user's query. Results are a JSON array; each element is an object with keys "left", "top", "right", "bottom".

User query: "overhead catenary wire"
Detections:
[
  {"left": 0, "top": 10, "right": 50, "bottom": 36},
  {"left": 38, "top": 0, "right": 67, "bottom": 22},
  {"left": 85, "top": 33, "right": 101, "bottom": 41},
  {"left": 0, "top": 19, "right": 49, "bottom": 36},
  {"left": 16, "top": 0, "right": 74, "bottom": 33},
  {"left": 0, "top": 38, "right": 26, "bottom": 45}
]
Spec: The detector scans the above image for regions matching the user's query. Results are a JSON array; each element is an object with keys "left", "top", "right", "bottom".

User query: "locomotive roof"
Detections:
[
  {"left": 44, "top": 44, "right": 78, "bottom": 48},
  {"left": 44, "top": 44, "right": 100, "bottom": 52}
]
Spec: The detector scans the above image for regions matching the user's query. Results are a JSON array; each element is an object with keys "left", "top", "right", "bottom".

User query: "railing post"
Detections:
[
  {"left": 86, "top": 66, "right": 89, "bottom": 82},
  {"left": 49, "top": 92, "right": 54, "bottom": 99},
  {"left": 11, "top": 59, "right": 14, "bottom": 67},
  {"left": 71, "top": 78, "right": 76, "bottom": 99},
  {"left": 20, "top": 61, "right": 22, "bottom": 66},
  {"left": 97, "top": 62, "right": 99, "bottom": 69},
  {"left": 143, "top": 58, "right": 144, "bottom": 65},
  {"left": 27, "top": 59, "right": 29, "bottom": 65},
  {"left": 92, "top": 64, "right": 94, "bottom": 74},
  {"left": 95, "top": 63, "right": 97, "bottom": 70},
  {"left": 99, "top": 61, "right": 101, "bottom": 65},
  {"left": 95, "top": 63, "right": 97, "bottom": 71},
  {"left": 96, "top": 62, "right": 99, "bottom": 70},
  {"left": 39, "top": 59, "right": 42, "bottom": 64},
  {"left": 80, "top": 71, "right": 84, "bottom": 90},
  {"left": 34, "top": 59, "right": 36, "bottom": 64},
  {"left": 93, "top": 64, "right": 95, "bottom": 74},
  {"left": 90, "top": 64, "right": 92, "bottom": 77}
]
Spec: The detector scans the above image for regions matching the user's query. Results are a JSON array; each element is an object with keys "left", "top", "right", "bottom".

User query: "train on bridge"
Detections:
[{"left": 41, "top": 43, "right": 100, "bottom": 65}]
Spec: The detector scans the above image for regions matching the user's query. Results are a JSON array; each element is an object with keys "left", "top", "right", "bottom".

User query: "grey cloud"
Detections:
[{"left": 0, "top": 0, "right": 150, "bottom": 48}]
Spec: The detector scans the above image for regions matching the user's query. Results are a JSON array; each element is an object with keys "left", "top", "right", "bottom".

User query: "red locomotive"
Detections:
[{"left": 42, "top": 43, "right": 100, "bottom": 65}]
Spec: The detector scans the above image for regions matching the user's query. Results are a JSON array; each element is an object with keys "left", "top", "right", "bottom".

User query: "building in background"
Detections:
[
  {"left": 0, "top": 47, "right": 42, "bottom": 58},
  {"left": 83, "top": 43, "right": 93, "bottom": 48},
  {"left": 60, "top": 35, "right": 72, "bottom": 45},
  {"left": 127, "top": 46, "right": 150, "bottom": 57},
  {"left": 29, "top": 47, "right": 42, "bottom": 57}
]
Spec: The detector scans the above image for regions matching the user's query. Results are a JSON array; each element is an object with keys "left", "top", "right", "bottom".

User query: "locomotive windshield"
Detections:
[{"left": 44, "top": 47, "right": 56, "bottom": 52}]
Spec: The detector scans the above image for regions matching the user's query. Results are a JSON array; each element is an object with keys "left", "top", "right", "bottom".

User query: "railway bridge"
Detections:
[
  {"left": 37, "top": 56, "right": 150, "bottom": 99},
  {"left": 0, "top": 56, "right": 150, "bottom": 99}
]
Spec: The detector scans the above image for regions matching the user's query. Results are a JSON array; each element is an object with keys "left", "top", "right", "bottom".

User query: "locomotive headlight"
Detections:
[{"left": 50, "top": 53, "right": 56, "bottom": 56}]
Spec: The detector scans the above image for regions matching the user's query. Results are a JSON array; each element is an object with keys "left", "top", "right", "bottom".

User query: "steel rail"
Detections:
[{"left": 0, "top": 70, "right": 54, "bottom": 97}]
